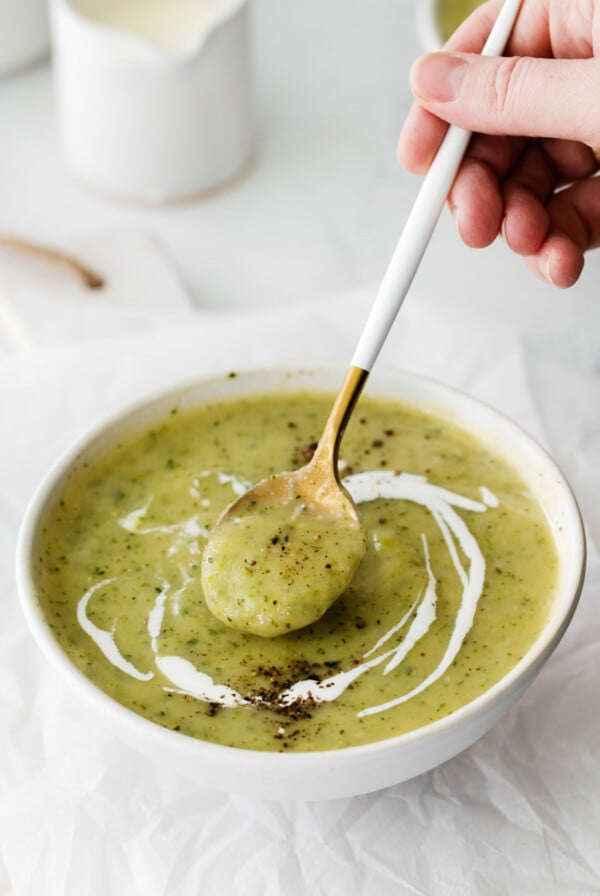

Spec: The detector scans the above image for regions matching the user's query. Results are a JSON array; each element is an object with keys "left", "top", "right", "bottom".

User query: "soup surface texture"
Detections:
[
  {"left": 437, "top": 0, "right": 484, "bottom": 41},
  {"left": 35, "top": 388, "right": 558, "bottom": 752}
]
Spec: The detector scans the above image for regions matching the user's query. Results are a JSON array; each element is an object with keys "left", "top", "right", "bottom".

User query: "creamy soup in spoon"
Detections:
[
  {"left": 201, "top": 495, "right": 366, "bottom": 637},
  {"left": 34, "top": 389, "right": 558, "bottom": 752}
]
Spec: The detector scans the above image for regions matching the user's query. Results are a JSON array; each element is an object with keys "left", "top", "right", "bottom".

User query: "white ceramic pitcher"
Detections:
[{"left": 50, "top": 0, "right": 254, "bottom": 202}]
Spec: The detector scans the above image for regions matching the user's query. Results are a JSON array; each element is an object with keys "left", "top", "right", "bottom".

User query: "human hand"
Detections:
[{"left": 397, "top": 0, "right": 600, "bottom": 287}]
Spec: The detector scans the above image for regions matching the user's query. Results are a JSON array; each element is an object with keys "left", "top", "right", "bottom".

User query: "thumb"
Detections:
[{"left": 410, "top": 52, "right": 600, "bottom": 147}]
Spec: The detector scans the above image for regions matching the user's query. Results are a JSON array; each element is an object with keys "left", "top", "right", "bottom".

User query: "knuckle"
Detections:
[{"left": 487, "top": 56, "right": 528, "bottom": 120}]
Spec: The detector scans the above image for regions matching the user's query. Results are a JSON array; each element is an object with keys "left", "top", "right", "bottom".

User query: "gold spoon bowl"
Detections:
[{"left": 201, "top": 367, "right": 368, "bottom": 636}]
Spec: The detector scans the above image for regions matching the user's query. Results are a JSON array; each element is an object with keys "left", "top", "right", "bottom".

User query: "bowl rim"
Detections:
[
  {"left": 415, "top": 0, "right": 444, "bottom": 52},
  {"left": 16, "top": 363, "right": 587, "bottom": 770}
]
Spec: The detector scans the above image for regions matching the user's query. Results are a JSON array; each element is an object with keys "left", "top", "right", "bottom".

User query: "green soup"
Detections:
[
  {"left": 437, "top": 0, "right": 484, "bottom": 41},
  {"left": 34, "top": 389, "right": 558, "bottom": 752}
]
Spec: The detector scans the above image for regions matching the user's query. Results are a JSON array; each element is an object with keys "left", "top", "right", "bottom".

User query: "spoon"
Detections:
[{"left": 201, "top": 0, "right": 523, "bottom": 637}]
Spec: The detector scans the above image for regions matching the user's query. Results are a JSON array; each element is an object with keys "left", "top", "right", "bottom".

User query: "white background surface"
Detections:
[{"left": 1, "top": 1, "right": 600, "bottom": 893}]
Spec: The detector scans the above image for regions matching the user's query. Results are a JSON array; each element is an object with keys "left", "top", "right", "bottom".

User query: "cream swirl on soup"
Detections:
[
  {"left": 34, "top": 392, "right": 557, "bottom": 752},
  {"left": 77, "top": 470, "right": 493, "bottom": 717}
]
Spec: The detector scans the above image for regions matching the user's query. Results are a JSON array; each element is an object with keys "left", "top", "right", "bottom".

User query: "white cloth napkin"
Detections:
[
  {"left": 1, "top": 235, "right": 599, "bottom": 895},
  {"left": 0, "top": 231, "right": 194, "bottom": 350}
]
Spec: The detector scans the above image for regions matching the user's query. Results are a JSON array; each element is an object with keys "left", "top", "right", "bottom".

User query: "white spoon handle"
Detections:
[{"left": 351, "top": 0, "right": 522, "bottom": 372}]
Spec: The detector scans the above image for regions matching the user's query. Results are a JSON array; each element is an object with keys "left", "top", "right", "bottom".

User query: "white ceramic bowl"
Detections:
[{"left": 16, "top": 367, "right": 585, "bottom": 800}]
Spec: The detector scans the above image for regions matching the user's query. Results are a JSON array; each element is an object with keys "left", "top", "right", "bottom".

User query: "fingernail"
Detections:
[
  {"left": 544, "top": 252, "right": 556, "bottom": 286},
  {"left": 531, "top": 250, "right": 555, "bottom": 286},
  {"left": 500, "top": 216, "right": 514, "bottom": 251},
  {"left": 450, "top": 203, "right": 463, "bottom": 241},
  {"left": 411, "top": 53, "right": 468, "bottom": 103}
]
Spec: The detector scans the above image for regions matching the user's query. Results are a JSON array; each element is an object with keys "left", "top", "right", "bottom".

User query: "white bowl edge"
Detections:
[{"left": 15, "top": 365, "right": 586, "bottom": 800}]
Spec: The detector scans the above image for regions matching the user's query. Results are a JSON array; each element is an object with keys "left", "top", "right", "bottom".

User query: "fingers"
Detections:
[
  {"left": 397, "top": 103, "right": 448, "bottom": 175},
  {"left": 501, "top": 140, "right": 599, "bottom": 256},
  {"left": 525, "top": 176, "right": 600, "bottom": 288},
  {"left": 447, "top": 157, "right": 504, "bottom": 248},
  {"left": 448, "top": 139, "right": 600, "bottom": 283},
  {"left": 538, "top": 139, "right": 598, "bottom": 185},
  {"left": 525, "top": 233, "right": 584, "bottom": 289},
  {"left": 395, "top": 56, "right": 600, "bottom": 175},
  {"left": 398, "top": 0, "right": 598, "bottom": 172},
  {"left": 500, "top": 142, "right": 555, "bottom": 256},
  {"left": 397, "top": 0, "right": 600, "bottom": 287},
  {"left": 408, "top": 53, "right": 600, "bottom": 146},
  {"left": 397, "top": 0, "right": 507, "bottom": 171},
  {"left": 445, "top": 131, "right": 526, "bottom": 247}
]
